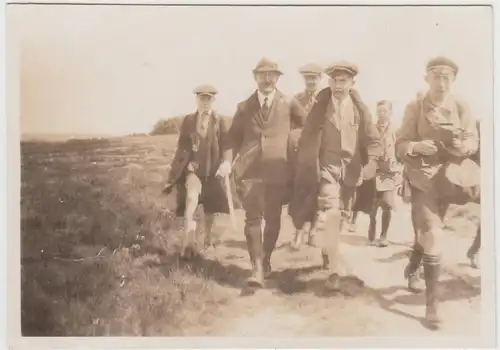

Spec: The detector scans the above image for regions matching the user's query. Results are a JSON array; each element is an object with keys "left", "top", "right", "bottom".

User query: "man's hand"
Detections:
[
  {"left": 186, "top": 162, "right": 197, "bottom": 173},
  {"left": 362, "top": 158, "right": 378, "bottom": 180},
  {"left": 216, "top": 161, "right": 232, "bottom": 178},
  {"left": 451, "top": 136, "right": 465, "bottom": 150},
  {"left": 413, "top": 140, "right": 438, "bottom": 156}
]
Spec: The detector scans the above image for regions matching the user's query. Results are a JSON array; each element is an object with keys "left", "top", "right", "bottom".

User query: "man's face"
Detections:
[
  {"left": 328, "top": 72, "right": 354, "bottom": 98},
  {"left": 303, "top": 74, "right": 320, "bottom": 92},
  {"left": 376, "top": 104, "right": 392, "bottom": 126},
  {"left": 425, "top": 68, "right": 455, "bottom": 96},
  {"left": 196, "top": 94, "right": 215, "bottom": 113},
  {"left": 254, "top": 71, "right": 280, "bottom": 94}
]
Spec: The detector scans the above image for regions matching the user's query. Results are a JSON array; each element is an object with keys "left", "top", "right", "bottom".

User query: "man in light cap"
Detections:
[
  {"left": 289, "top": 61, "right": 383, "bottom": 292},
  {"left": 219, "top": 57, "right": 307, "bottom": 289},
  {"left": 289, "top": 63, "right": 323, "bottom": 250},
  {"left": 163, "top": 84, "right": 233, "bottom": 258},
  {"left": 396, "top": 56, "right": 480, "bottom": 329},
  {"left": 295, "top": 63, "right": 323, "bottom": 114}
]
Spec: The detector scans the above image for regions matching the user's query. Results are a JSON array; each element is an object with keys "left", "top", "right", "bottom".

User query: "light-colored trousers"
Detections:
[{"left": 315, "top": 178, "right": 356, "bottom": 274}]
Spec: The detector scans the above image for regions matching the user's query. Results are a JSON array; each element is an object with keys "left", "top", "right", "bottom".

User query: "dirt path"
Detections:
[{"left": 190, "top": 200, "right": 481, "bottom": 337}]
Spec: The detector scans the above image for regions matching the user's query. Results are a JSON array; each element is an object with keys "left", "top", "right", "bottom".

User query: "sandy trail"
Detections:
[{"left": 189, "top": 200, "right": 481, "bottom": 337}]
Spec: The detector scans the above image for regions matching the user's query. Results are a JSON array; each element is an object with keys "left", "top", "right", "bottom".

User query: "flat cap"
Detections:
[
  {"left": 426, "top": 56, "right": 459, "bottom": 75},
  {"left": 253, "top": 57, "right": 283, "bottom": 75},
  {"left": 324, "top": 61, "right": 359, "bottom": 77},
  {"left": 193, "top": 84, "right": 218, "bottom": 96},
  {"left": 299, "top": 63, "right": 323, "bottom": 76}
]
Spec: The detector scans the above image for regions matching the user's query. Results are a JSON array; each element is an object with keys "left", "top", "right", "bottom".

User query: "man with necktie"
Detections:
[
  {"left": 163, "top": 85, "right": 232, "bottom": 258},
  {"left": 217, "top": 57, "right": 308, "bottom": 288},
  {"left": 290, "top": 61, "right": 382, "bottom": 291},
  {"left": 289, "top": 63, "right": 323, "bottom": 250}
]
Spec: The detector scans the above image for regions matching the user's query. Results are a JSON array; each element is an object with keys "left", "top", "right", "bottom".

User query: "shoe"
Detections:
[
  {"left": 307, "top": 234, "right": 318, "bottom": 247},
  {"left": 378, "top": 236, "right": 389, "bottom": 247},
  {"left": 325, "top": 273, "right": 341, "bottom": 291}
]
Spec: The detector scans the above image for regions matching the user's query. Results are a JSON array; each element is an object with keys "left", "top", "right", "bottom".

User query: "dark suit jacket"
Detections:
[
  {"left": 226, "top": 89, "right": 307, "bottom": 198},
  {"left": 288, "top": 87, "right": 383, "bottom": 227},
  {"left": 163, "top": 111, "right": 234, "bottom": 215}
]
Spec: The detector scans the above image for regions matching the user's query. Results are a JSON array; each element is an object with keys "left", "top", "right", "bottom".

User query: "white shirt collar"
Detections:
[
  {"left": 332, "top": 93, "right": 352, "bottom": 109},
  {"left": 197, "top": 109, "right": 212, "bottom": 116},
  {"left": 306, "top": 89, "right": 319, "bottom": 97},
  {"left": 257, "top": 89, "right": 276, "bottom": 107}
]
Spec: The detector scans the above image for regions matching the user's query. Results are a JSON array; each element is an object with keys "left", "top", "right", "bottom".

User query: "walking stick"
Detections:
[{"left": 224, "top": 174, "right": 237, "bottom": 232}]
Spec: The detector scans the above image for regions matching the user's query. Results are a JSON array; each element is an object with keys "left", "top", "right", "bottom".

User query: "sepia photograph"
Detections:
[{"left": 5, "top": 1, "right": 497, "bottom": 348}]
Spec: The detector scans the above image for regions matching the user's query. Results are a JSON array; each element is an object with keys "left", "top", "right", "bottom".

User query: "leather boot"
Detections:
[
  {"left": 368, "top": 214, "right": 377, "bottom": 244},
  {"left": 405, "top": 245, "right": 424, "bottom": 293},
  {"left": 291, "top": 228, "right": 304, "bottom": 251},
  {"left": 246, "top": 258, "right": 264, "bottom": 288},
  {"left": 348, "top": 211, "right": 358, "bottom": 232},
  {"left": 325, "top": 273, "right": 341, "bottom": 292},
  {"left": 243, "top": 218, "right": 264, "bottom": 288},
  {"left": 307, "top": 231, "right": 318, "bottom": 247},
  {"left": 263, "top": 255, "right": 272, "bottom": 279},
  {"left": 307, "top": 220, "right": 318, "bottom": 247},
  {"left": 423, "top": 254, "right": 442, "bottom": 329},
  {"left": 321, "top": 248, "right": 329, "bottom": 270},
  {"left": 378, "top": 210, "right": 391, "bottom": 247},
  {"left": 467, "top": 227, "right": 480, "bottom": 269}
]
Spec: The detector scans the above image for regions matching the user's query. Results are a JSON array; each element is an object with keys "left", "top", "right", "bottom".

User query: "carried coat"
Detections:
[
  {"left": 163, "top": 111, "right": 235, "bottom": 216},
  {"left": 288, "top": 87, "right": 383, "bottom": 227},
  {"left": 226, "top": 89, "right": 307, "bottom": 203}
]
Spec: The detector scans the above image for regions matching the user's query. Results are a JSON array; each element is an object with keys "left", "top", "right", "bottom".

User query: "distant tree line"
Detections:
[{"left": 150, "top": 115, "right": 233, "bottom": 135}]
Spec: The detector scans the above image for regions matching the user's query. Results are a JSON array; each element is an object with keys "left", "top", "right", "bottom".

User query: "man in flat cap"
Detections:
[
  {"left": 289, "top": 61, "right": 383, "bottom": 291},
  {"left": 295, "top": 63, "right": 323, "bottom": 114},
  {"left": 163, "top": 85, "right": 233, "bottom": 258},
  {"left": 396, "top": 56, "right": 480, "bottom": 328},
  {"left": 289, "top": 63, "right": 323, "bottom": 250},
  {"left": 219, "top": 57, "right": 307, "bottom": 288}
]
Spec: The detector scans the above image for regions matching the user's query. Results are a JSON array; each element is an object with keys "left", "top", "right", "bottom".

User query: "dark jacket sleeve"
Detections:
[
  {"left": 219, "top": 116, "right": 233, "bottom": 163},
  {"left": 165, "top": 115, "right": 192, "bottom": 187},
  {"left": 225, "top": 103, "right": 245, "bottom": 158},
  {"left": 290, "top": 97, "right": 308, "bottom": 129}
]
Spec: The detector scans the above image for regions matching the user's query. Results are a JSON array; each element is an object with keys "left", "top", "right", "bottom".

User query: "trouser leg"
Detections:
[
  {"left": 413, "top": 188, "right": 444, "bottom": 328},
  {"left": 241, "top": 180, "right": 265, "bottom": 287},
  {"left": 467, "top": 226, "right": 481, "bottom": 268},
  {"left": 368, "top": 204, "right": 378, "bottom": 244},
  {"left": 307, "top": 213, "right": 319, "bottom": 246},
  {"left": 262, "top": 185, "right": 284, "bottom": 276},
  {"left": 182, "top": 173, "right": 201, "bottom": 256},
  {"left": 349, "top": 210, "right": 359, "bottom": 232},
  {"left": 405, "top": 189, "right": 425, "bottom": 292},
  {"left": 378, "top": 190, "right": 394, "bottom": 247},
  {"left": 316, "top": 179, "right": 355, "bottom": 291}
]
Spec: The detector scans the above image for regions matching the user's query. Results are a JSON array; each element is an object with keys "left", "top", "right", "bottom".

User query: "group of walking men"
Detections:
[{"left": 163, "top": 56, "right": 481, "bottom": 329}]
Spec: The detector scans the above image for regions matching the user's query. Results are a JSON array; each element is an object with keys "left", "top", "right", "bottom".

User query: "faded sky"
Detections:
[{"left": 12, "top": 5, "right": 493, "bottom": 135}]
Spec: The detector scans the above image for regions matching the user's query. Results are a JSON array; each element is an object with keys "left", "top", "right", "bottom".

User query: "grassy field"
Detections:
[
  {"left": 21, "top": 135, "right": 235, "bottom": 336},
  {"left": 20, "top": 134, "right": 480, "bottom": 336}
]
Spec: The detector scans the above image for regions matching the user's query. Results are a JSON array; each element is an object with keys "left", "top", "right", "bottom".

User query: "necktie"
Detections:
[
  {"left": 306, "top": 91, "right": 315, "bottom": 111},
  {"left": 261, "top": 97, "right": 270, "bottom": 121},
  {"left": 199, "top": 112, "right": 210, "bottom": 136}
]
